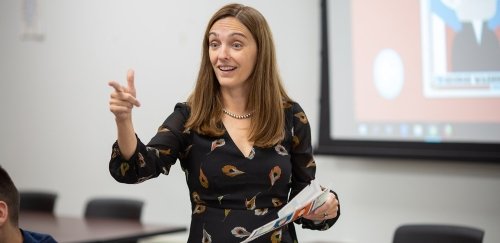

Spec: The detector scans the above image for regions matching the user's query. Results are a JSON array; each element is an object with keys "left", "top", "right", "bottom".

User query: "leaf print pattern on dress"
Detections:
[
  {"left": 217, "top": 195, "right": 228, "bottom": 204},
  {"left": 306, "top": 159, "right": 316, "bottom": 168},
  {"left": 292, "top": 136, "right": 300, "bottom": 149},
  {"left": 222, "top": 165, "right": 245, "bottom": 177},
  {"left": 137, "top": 153, "right": 146, "bottom": 167},
  {"left": 275, "top": 144, "right": 288, "bottom": 156},
  {"left": 179, "top": 144, "right": 192, "bottom": 159},
  {"left": 146, "top": 147, "right": 160, "bottom": 158},
  {"left": 231, "top": 226, "right": 251, "bottom": 238},
  {"left": 137, "top": 175, "right": 153, "bottom": 183},
  {"left": 193, "top": 204, "right": 206, "bottom": 214},
  {"left": 111, "top": 147, "right": 120, "bottom": 159},
  {"left": 107, "top": 102, "right": 327, "bottom": 242},
  {"left": 271, "top": 229, "right": 282, "bottom": 243},
  {"left": 245, "top": 195, "right": 257, "bottom": 210},
  {"left": 161, "top": 166, "right": 169, "bottom": 175},
  {"left": 294, "top": 112, "right": 308, "bottom": 124},
  {"left": 269, "top": 166, "right": 281, "bottom": 186},
  {"left": 210, "top": 138, "right": 225, "bottom": 152},
  {"left": 272, "top": 198, "right": 283, "bottom": 207},
  {"left": 159, "top": 148, "right": 171, "bottom": 156},
  {"left": 254, "top": 208, "right": 268, "bottom": 216},
  {"left": 223, "top": 209, "right": 231, "bottom": 221},
  {"left": 202, "top": 228, "right": 212, "bottom": 243},
  {"left": 199, "top": 168, "right": 209, "bottom": 188},
  {"left": 120, "top": 162, "right": 129, "bottom": 177},
  {"left": 157, "top": 125, "right": 170, "bottom": 133},
  {"left": 192, "top": 192, "right": 205, "bottom": 204}
]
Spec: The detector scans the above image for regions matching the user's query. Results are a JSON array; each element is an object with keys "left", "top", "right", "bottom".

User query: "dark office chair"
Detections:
[
  {"left": 84, "top": 198, "right": 144, "bottom": 243},
  {"left": 19, "top": 191, "right": 58, "bottom": 213},
  {"left": 84, "top": 197, "right": 144, "bottom": 221},
  {"left": 393, "top": 224, "right": 484, "bottom": 243}
]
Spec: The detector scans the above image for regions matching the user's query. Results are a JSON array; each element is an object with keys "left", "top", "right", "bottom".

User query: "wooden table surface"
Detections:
[{"left": 20, "top": 211, "right": 187, "bottom": 243}]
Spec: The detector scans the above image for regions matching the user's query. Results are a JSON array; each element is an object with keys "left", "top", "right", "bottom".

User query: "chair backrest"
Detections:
[
  {"left": 393, "top": 224, "right": 484, "bottom": 243},
  {"left": 19, "top": 191, "right": 58, "bottom": 213},
  {"left": 84, "top": 198, "right": 144, "bottom": 221}
]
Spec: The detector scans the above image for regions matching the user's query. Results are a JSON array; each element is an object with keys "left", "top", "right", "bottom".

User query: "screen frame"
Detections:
[{"left": 315, "top": 0, "right": 500, "bottom": 162}]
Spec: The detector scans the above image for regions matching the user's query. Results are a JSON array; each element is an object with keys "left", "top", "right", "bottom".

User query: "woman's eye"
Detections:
[
  {"left": 233, "top": 43, "right": 242, "bottom": 48},
  {"left": 209, "top": 42, "right": 219, "bottom": 48}
]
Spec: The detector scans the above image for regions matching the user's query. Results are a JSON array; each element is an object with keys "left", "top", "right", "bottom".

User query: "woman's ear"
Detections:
[{"left": 0, "top": 201, "right": 8, "bottom": 226}]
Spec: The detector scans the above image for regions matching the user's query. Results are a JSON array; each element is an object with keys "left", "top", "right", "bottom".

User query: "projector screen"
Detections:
[{"left": 316, "top": 0, "right": 500, "bottom": 161}]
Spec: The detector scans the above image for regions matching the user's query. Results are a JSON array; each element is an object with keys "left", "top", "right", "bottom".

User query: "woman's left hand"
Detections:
[{"left": 302, "top": 192, "right": 339, "bottom": 221}]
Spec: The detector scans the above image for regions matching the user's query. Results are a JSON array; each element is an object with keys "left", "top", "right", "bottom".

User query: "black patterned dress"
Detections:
[{"left": 109, "top": 102, "right": 339, "bottom": 243}]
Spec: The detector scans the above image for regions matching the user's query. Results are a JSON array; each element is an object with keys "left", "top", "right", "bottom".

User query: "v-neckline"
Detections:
[{"left": 222, "top": 124, "right": 254, "bottom": 159}]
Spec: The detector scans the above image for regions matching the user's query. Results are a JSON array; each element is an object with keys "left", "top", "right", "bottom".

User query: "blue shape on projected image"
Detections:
[{"left": 422, "top": 0, "right": 500, "bottom": 98}]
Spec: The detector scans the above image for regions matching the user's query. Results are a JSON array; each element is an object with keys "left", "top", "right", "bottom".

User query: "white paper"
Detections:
[{"left": 241, "top": 180, "right": 329, "bottom": 243}]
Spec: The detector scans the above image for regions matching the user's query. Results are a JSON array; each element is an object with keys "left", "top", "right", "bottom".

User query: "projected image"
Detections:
[
  {"left": 319, "top": 0, "right": 500, "bottom": 160},
  {"left": 422, "top": 0, "right": 500, "bottom": 98}
]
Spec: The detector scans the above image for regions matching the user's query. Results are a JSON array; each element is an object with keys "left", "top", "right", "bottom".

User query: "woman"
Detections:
[{"left": 108, "top": 3, "right": 339, "bottom": 243}]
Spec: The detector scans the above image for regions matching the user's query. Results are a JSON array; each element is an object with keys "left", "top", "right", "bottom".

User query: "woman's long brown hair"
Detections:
[{"left": 185, "top": 3, "right": 291, "bottom": 148}]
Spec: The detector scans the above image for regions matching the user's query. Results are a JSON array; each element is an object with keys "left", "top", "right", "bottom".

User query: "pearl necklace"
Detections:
[{"left": 222, "top": 109, "right": 253, "bottom": 119}]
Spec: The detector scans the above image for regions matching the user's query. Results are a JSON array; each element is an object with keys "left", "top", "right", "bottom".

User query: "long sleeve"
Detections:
[
  {"left": 109, "top": 103, "right": 190, "bottom": 184},
  {"left": 288, "top": 102, "right": 340, "bottom": 230}
]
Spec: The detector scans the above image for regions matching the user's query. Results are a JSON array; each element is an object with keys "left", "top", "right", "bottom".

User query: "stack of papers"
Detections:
[{"left": 241, "top": 180, "right": 329, "bottom": 243}]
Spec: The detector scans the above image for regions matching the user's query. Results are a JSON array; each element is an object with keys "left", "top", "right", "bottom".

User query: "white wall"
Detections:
[{"left": 1, "top": 1, "right": 499, "bottom": 243}]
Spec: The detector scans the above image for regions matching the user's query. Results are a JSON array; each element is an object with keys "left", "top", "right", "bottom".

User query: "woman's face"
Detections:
[{"left": 208, "top": 17, "right": 257, "bottom": 90}]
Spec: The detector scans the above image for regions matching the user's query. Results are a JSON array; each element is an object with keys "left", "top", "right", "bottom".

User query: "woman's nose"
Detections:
[{"left": 218, "top": 45, "right": 230, "bottom": 60}]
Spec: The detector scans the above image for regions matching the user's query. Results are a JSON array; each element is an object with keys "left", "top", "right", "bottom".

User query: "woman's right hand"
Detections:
[
  {"left": 108, "top": 69, "right": 141, "bottom": 122},
  {"left": 108, "top": 69, "right": 141, "bottom": 160}
]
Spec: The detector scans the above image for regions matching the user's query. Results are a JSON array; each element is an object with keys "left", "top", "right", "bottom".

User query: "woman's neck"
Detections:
[{"left": 220, "top": 86, "right": 250, "bottom": 114}]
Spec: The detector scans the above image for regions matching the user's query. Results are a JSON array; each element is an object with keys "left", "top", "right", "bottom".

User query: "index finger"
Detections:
[{"left": 127, "top": 69, "right": 135, "bottom": 91}]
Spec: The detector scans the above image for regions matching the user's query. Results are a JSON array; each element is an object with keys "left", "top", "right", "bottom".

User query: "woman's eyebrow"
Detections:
[
  {"left": 230, "top": 32, "right": 248, "bottom": 39},
  {"left": 208, "top": 32, "right": 248, "bottom": 39}
]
